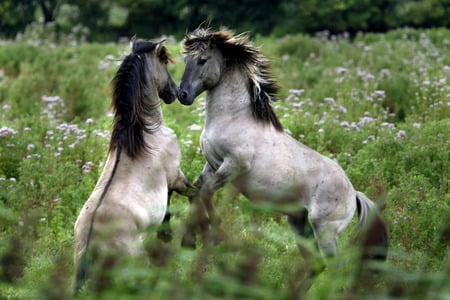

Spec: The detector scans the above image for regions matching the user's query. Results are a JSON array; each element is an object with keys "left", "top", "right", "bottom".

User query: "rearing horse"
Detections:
[
  {"left": 74, "top": 38, "right": 195, "bottom": 292},
  {"left": 177, "top": 28, "right": 388, "bottom": 263}
]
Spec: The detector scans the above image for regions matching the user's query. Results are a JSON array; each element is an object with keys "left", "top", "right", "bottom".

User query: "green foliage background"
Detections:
[
  {"left": 1, "top": 0, "right": 450, "bottom": 41},
  {"left": 0, "top": 27, "right": 449, "bottom": 299}
]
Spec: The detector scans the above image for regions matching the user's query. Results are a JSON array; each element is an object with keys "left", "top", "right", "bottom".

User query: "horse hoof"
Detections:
[
  {"left": 157, "top": 228, "right": 173, "bottom": 243},
  {"left": 181, "top": 233, "right": 197, "bottom": 249}
]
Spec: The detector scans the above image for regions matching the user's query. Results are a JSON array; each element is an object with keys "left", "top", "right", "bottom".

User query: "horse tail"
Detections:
[
  {"left": 355, "top": 191, "right": 388, "bottom": 261},
  {"left": 74, "top": 148, "right": 122, "bottom": 295}
]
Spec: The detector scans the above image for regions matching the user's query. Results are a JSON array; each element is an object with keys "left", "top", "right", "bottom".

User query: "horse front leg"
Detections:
[
  {"left": 197, "top": 157, "right": 242, "bottom": 245},
  {"left": 158, "top": 169, "right": 197, "bottom": 243},
  {"left": 181, "top": 164, "right": 213, "bottom": 248},
  {"left": 157, "top": 190, "right": 175, "bottom": 243}
]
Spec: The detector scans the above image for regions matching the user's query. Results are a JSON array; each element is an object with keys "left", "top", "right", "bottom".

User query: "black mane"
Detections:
[
  {"left": 184, "top": 28, "right": 283, "bottom": 131},
  {"left": 109, "top": 40, "right": 160, "bottom": 158}
]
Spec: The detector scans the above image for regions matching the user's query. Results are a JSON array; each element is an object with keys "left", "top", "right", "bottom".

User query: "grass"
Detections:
[{"left": 0, "top": 27, "right": 449, "bottom": 299}]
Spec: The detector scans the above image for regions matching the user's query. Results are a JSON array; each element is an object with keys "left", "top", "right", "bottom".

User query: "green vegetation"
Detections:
[
  {"left": 0, "top": 28, "right": 449, "bottom": 299},
  {"left": 1, "top": 0, "right": 450, "bottom": 41}
]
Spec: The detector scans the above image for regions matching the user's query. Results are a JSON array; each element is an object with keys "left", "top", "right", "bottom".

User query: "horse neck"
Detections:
[
  {"left": 206, "top": 68, "right": 251, "bottom": 122},
  {"left": 142, "top": 84, "right": 164, "bottom": 127}
]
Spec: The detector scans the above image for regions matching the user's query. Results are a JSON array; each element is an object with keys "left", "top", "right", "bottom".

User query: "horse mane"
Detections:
[
  {"left": 109, "top": 39, "right": 171, "bottom": 158},
  {"left": 183, "top": 28, "right": 283, "bottom": 131}
]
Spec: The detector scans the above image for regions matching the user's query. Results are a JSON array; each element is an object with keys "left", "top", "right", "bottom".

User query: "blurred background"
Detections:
[{"left": 1, "top": 0, "right": 449, "bottom": 42}]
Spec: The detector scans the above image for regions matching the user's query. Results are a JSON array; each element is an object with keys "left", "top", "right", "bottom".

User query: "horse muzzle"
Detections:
[{"left": 177, "top": 87, "right": 195, "bottom": 105}]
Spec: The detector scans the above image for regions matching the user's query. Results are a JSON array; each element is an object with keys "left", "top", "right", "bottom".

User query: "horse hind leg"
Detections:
[
  {"left": 287, "top": 210, "right": 325, "bottom": 294},
  {"left": 287, "top": 210, "right": 315, "bottom": 239},
  {"left": 287, "top": 211, "right": 324, "bottom": 270}
]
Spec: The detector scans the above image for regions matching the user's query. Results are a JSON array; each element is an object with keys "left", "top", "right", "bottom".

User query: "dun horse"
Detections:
[
  {"left": 74, "top": 38, "right": 194, "bottom": 292},
  {"left": 177, "top": 28, "right": 388, "bottom": 264}
]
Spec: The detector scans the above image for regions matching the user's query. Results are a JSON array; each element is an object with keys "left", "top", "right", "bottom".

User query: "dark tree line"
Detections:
[{"left": 1, "top": 0, "right": 449, "bottom": 41}]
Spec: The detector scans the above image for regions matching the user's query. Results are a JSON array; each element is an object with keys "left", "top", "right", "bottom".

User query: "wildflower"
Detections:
[
  {"left": 373, "top": 90, "right": 386, "bottom": 99},
  {"left": 337, "top": 105, "right": 347, "bottom": 114},
  {"left": 324, "top": 97, "right": 335, "bottom": 105},
  {"left": 0, "top": 126, "right": 17, "bottom": 137},
  {"left": 27, "top": 144, "right": 35, "bottom": 151},
  {"left": 41, "top": 95, "right": 62, "bottom": 103},
  {"left": 381, "top": 122, "right": 396, "bottom": 130},
  {"left": 289, "top": 89, "right": 305, "bottom": 97},
  {"left": 380, "top": 69, "right": 390, "bottom": 78},
  {"left": 358, "top": 116, "right": 376, "bottom": 127},
  {"left": 340, "top": 121, "right": 350, "bottom": 128},
  {"left": 413, "top": 123, "right": 421, "bottom": 129},
  {"left": 335, "top": 67, "right": 348, "bottom": 74},
  {"left": 85, "top": 118, "right": 94, "bottom": 125},
  {"left": 187, "top": 124, "right": 202, "bottom": 131},
  {"left": 396, "top": 130, "right": 407, "bottom": 139},
  {"left": 318, "top": 128, "right": 324, "bottom": 134},
  {"left": 57, "top": 123, "right": 68, "bottom": 131},
  {"left": 82, "top": 161, "right": 95, "bottom": 174}
]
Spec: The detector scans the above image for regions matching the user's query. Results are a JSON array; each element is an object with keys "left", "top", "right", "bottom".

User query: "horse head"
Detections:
[
  {"left": 132, "top": 38, "right": 177, "bottom": 104},
  {"left": 178, "top": 29, "right": 227, "bottom": 105}
]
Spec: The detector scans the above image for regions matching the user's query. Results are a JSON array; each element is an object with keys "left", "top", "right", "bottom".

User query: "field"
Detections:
[{"left": 0, "top": 28, "right": 449, "bottom": 299}]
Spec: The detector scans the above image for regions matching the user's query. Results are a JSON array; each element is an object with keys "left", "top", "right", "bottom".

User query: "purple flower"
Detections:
[{"left": 0, "top": 127, "right": 17, "bottom": 137}]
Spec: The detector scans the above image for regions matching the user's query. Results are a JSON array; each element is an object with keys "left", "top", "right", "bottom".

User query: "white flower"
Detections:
[
  {"left": 41, "top": 95, "right": 62, "bottom": 103},
  {"left": 187, "top": 124, "right": 202, "bottom": 131},
  {"left": 289, "top": 89, "right": 305, "bottom": 96},
  {"left": 335, "top": 67, "right": 348, "bottom": 74},
  {"left": 396, "top": 130, "right": 407, "bottom": 139},
  {"left": 324, "top": 97, "right": 335, "bottom": 105}
]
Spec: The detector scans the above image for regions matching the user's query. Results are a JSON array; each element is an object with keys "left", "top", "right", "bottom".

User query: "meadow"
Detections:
[{"left": 0, "top": 28, "right": 449, "bottom": 299}]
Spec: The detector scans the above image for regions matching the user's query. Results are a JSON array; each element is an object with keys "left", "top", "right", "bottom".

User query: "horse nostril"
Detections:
[{"left": 180, "top": 90, "right": 188, "bottom": 101}]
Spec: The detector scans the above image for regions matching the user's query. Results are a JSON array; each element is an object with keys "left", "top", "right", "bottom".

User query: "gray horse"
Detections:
[
  {"left": 177, "top": 28, "right": 388, "bottom": 264},
  {"left": 74, "top": 38, "right": 194, "bottom": 293}
]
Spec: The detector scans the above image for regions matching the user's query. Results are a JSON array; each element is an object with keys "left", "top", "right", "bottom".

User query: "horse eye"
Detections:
[{"left": 198, "top": 58, "right": 207, "bottom": 65}]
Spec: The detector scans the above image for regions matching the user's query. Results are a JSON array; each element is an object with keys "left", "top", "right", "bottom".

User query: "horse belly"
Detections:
[{"left": 235, "top": 166, "right": 310, "bottom": 213}]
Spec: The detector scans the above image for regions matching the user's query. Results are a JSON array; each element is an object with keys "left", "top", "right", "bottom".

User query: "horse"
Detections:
[
  {"left": 73, "top": 38, "right": 195, "bottom": 293},
  {"left": 177, "top": 28, "right": 388, "bottom": 266}
]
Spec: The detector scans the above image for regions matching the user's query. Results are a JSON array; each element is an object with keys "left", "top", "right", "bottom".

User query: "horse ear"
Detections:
[
  {"left": 156, "top": 41, "right": 172, "bottom": 63},
  {"left": 130, "top": 35, "right": 137, "bottom": 50}
]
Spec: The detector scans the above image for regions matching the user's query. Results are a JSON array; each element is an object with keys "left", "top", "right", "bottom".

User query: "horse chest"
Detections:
[{"left": 200, "top": 134, "right": 224, "bottom": 170}]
